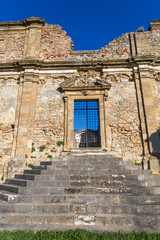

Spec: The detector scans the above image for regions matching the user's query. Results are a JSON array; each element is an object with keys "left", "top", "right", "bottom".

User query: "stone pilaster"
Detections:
[
  {"left": 12, "top": 70, "right": 38, "bottom": 157},
  {"left": 23, "top": 17, "right": 45, "bottom": 60},
  {"left": 136, "top": 63, "right": 160, "bottom": 173}
]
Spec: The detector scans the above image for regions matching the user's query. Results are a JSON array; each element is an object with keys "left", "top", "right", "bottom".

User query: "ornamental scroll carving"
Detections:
[
  {"left": 74, "top": 77, "right": 90, "bottom": 87},
  {"left": 105, "top": 73, "right": 134, "bottom": 83},
  {"left": 0, "top": 77, "right": 19, "bottom": 85},
  {"left": 154, "top": 72, "right": 160, "bottom": 82}
]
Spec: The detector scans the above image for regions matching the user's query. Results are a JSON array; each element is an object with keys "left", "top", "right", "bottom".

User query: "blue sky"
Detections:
[{"left": 0, "top": 0, "right": 160, "bottom": 50}]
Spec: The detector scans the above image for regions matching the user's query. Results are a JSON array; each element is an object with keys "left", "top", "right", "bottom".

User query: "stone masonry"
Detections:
[{"left": 0, "top": 17, "right": 159, "bottom": 181}]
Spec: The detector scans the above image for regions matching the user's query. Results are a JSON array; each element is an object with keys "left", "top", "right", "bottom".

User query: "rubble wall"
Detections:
[
  {"left": 40, "top": 24, "right": 73, "bottom": 60},
  {"left": 0, "top": 34, "right": 25, "bottom": 62},
  {"left": 31, "top": 76, "right": 65, "bottom": 159},
  {"left": 0, "top": 77, "right": 19, "bottom": 179},
  {"left": 106, "top": 79, "right": 142, "bottom": 161}
]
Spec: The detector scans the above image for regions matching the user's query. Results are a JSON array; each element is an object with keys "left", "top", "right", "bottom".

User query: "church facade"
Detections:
[{"left": 0, "top": 17, "right": 160, "bottom": 180}]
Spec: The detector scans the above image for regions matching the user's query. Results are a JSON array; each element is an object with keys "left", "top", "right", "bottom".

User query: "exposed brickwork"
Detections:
[
  {"left": 40, "top": 24, "right": 73, "bottom": 60},
  {"left": 100, "top": 33, "right": 130, "bottom": 59}
]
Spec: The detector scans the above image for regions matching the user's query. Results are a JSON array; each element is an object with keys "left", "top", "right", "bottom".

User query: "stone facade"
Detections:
[{"left": 0, "top": 17, "right": 160, "bottom": 180}]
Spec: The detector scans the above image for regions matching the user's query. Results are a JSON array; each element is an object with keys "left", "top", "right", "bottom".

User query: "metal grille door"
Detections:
[{"left": 74, "top": 100, "right": 101, "bottom": 148}]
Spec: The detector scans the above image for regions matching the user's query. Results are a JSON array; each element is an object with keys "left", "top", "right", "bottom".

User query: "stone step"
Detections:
[
  {"left": 0, "top": 185, "right": 133, "bottom": 195},
  {"left": 0, "top": 184, "right": 19, "bottom": 194},
  {"left": 32, "top": 165, "right": 47, "bottom": 170},
  {"left": 51, "top": 165, "right": 146, "bottom": 175},
  {"left": 13, "top": 174, "right": 149, "bottom": 186},
  {"left": 47, "top": 165, "right": 140, "bottom": 175},
  {"left": 15, "top": 174, "right": 56, "bottom": 181},
  {"left": 24, "top": 169, "right": 41, "bottom": 175},
  {"left": 149, "top": 186, "right": 160, "bottom": 195},
  {"left": 18, "top": 187, "right": 65, "bottom": 195},
  {"left": 40, "top": 161, "right": 52, "bottom": 166},
  {"left": 0, "top": 223, "right": 129, "bottom": 232},
  {"left": 0, "top": 202, "right": 159, "bottom": 215},
  {"left": 86, "top": 203, "right": 160, "bottom": 215},
  {"left": 5, "top": 179, "right": 27, "bottom": 187},
  {"left": 15, "top": 174, "right": 35, "bottom": 181},
  {"left": 17, "top": 194, "right": 160, "bottom": 205},
  {"left": 0, "top": 213, "right": 159, "bottom": 231},
  {"left": 1, "top": 191, "right": 160, "bottom": 206},
  {"left": 67, "top": 159, "right": 133, "bottom": 166},
  {"left": 48, "top": 163, "right": 135, "bottom": 170},
  {"left": 1, "top": 183, "right": 158, "bottom": 196},
  {"left": 69, "top": 180, "right": 138, "bottom": 188},
  {"left": 0, "top": 222, "right": 156, "bottom": 232},
  {"left": 64, "top": 186, "right": 146, "bottom": 195},
  {"left": 5, "top": 178, "right": 147, "bottom": 188},
  {"left": 0, "top": 203, "right": 69, "bottom": 214},
  {"left": 5, "top": 179, "right": 70, "bottom": 188},
  {"left": 69, "top": 174, "right": 138, "bottom": 181},
  {"left": 51, "top": 160, "right": 133, "bottom": 168},
  {"left": 23, "top": 168, "right": 136, "bottom": 177},
  {"left": 21, "top": 168, "right": 153, "bottom": 185},
  {"left": 0, "top": 190, "right": 18, "bottom": 202}
]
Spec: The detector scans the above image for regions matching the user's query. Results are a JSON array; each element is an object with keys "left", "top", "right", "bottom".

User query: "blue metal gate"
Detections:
[{"left": 74, "top": 100, "right": 101, "bottom": 148}]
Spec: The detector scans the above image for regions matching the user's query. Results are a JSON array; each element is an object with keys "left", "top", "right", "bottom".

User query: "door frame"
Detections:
[{"left": 61, "top": 77, "right": 111, "bottom": 151}]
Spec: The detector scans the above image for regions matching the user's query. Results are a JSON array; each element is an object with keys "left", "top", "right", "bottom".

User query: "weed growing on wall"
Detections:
[
  {"left": 57, "top": 141, "right": 64, "bottom": 146},
  {"left": 39, "top": 145, "right": 46, "bottom": 152}
]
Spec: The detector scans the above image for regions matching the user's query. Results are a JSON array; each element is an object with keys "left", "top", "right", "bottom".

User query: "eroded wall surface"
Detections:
[
  {"left": 0, "top": 77, "right": 19, "bottom": 178},
  {"left": 0, "top": 17, "right": 159, "bottom": 179},
  {"left": 106, "top": 80, "right": 142, "bottom": 160},
  {"left": 32, "top": 76, "right": 65, "bottom": 158}
]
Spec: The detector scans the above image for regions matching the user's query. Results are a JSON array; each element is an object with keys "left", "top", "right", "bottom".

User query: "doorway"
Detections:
[{"left": 74, "top": 100, "right": 101, "bottom": 148}]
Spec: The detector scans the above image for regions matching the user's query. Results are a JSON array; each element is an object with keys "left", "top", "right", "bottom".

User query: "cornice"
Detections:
[
  {"left": 0, "top": 17, "right": 45, "bottom": 27},
  {"left": 0, "top": 55, "right": 159, "bottom": 73}
]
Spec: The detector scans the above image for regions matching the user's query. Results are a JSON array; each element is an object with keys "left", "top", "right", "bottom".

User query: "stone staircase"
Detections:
[{"left": 0, "top": 153, "right": 159, "bottom": 232}]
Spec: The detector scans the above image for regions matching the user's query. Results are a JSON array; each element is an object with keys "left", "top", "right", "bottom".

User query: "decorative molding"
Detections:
[
  {"left": 0, "top": 69, "right": 77, "bottom": 76},
  {"left": 81, "top": 90, "right": 88, "bottom": 96},
  {"left": 103, "top": 68, "right": 133, "bottom": 72},
  {"left": 61, "top": 77, "right": 111, "bottom": 91},
  {"left": 63, "top": 96, "right": 68, "bottom": 103},
  {"left": 0, "top": 38, "right": 7, "bottom": 54},
  {"left": 0, "top": 77, "right": 19, "bottom": 84},
  {"left": 154, "top": 72, "right": 160, "bottom": 82},
  {"left": 105, "top": 73, "right": 134, "bottom": 83}
]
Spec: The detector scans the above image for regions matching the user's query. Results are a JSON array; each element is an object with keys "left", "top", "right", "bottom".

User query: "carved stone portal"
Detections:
[{"left": 60, "top": 77, "right": 111, "bottom": 150}]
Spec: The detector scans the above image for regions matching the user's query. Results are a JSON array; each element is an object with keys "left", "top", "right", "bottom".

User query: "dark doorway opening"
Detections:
[{"left": 74, "top": 100, "right": 101, "bottom": 148}]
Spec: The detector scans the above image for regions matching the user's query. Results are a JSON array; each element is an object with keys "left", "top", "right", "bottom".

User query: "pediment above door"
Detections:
[{"left": 60, "top": 77, "right": 111, "bottom": 91}]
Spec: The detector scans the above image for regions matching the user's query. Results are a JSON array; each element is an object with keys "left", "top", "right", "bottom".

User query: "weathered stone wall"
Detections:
[
  {"left": 0, "top": 77, "right": 19, "bottom": 179},
  {"left": 106, "top": 78, "right": 142, "bottom": 161},
  {"left": 31, "top": 76, "right": 65, "bottom": 159},
  {"left": 134, "top": 31, "right": 160, "bottom": 56},
  {"left": 0, "top": 17, "right": 159, "bottom": 178},
  {"left": 40, "top": 24, "right": 73, "bottom": 60},
  {"left": 0, "top": 34, "right": 25, "bottom": 62},
  {"left": 100, "top": 33, "right": 130, "bottom": 59},
  {"left": 0, "top": 78, "right": 19, "bottom": 157},
  {"left": 155, "top": 79, "right": 160, "bottom": 111}
]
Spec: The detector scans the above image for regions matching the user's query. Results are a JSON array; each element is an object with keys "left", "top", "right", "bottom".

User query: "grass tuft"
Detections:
[{"left": 0, "top": 230, "right": 159, "bottom": 240}]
